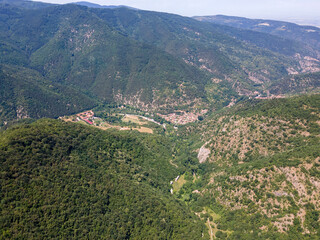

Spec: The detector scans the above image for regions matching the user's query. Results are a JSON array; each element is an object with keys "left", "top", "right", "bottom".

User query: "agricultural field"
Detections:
[{"left": 60, "top": 110, "right": 158, "bottom": 134}]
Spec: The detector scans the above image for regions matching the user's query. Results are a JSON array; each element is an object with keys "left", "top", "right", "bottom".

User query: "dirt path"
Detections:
[
  {"left": 169, "top": 159, "right": 178, "bottom": 168},
  {"left": 207, "top": 219, "right": 214, "bottom": 240}
]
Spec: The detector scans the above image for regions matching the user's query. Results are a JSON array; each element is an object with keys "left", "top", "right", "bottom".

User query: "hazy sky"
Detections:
[{"left": 34, "top": 0, "right": 320, "bottom": 21}]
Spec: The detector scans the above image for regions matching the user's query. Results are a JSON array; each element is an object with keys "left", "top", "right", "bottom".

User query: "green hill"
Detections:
[
  {"left": 0, "top": 0, "right": 53, "bottom": 9},
  {"left": 176, "top": 94, "right": 320, "bottom": 239},
  {"left": 270, "top": 72, "right": 320, "bottom": 95},
  {"left": 1, "top": 1, "right": 320, "bottom": 239},
  {"left": 1, "top": 2, "right": 320, "bottom": 125},
  {"left": 0, "top": 119, "right": 208, "bottom": 239},
  {"left": 94, "top": 7, "right": 320, "bottom": 94},
  {"left": 2, "top": 94, "right": 318, "bottom": 239},
  {"left": 0, "top": 64, "right": 96, "bottom": 127}
]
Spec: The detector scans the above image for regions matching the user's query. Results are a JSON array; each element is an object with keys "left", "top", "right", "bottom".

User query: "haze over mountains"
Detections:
[
  {"left": 194, "top": 15, "right": 320, "bottom": 51},
  {"left": 0, "top": 0, "right": 319, "bottom": 239}
]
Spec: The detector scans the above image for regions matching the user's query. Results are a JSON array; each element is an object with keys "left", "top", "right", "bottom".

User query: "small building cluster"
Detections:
[
  {"left": 77, "top": 110, "right": 94, "bottom": 125},
  {"left": 158, "top": 109, "right": 207, "bottom": 125}
]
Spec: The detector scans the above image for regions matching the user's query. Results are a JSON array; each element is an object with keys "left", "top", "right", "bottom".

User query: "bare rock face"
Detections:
[
  {"left": 16, "top": 106, "right": 29, "bottom": 119},
  {"left": 198, "top": 143, "right": 211, "bottom": 163}
]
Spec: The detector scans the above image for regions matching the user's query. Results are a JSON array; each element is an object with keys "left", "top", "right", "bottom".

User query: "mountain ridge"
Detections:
[
  {"left": 0, "top": 1, "right": 319, "bottom": 126},
  {"left": 72, "top": 1, "right": 138, "bottom": 10},
  {"left": 194, "top": 15, "right": 320, "bottom": 51}
]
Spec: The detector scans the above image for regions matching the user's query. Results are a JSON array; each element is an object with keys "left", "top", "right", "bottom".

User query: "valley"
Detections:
[
  {"left": 0, "top": 0, "right": 319, "bottom": 239},
  {"left": 50, "top": 94, "right": 320, "bottom": 239}
]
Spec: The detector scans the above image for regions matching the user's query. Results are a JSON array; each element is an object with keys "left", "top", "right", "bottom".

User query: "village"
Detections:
[
  {"left": 60, "top": 107, "right": 208, "bottom": 133},
  {"left": 158, "top": 109, "right": 208, "bottom": 125}
]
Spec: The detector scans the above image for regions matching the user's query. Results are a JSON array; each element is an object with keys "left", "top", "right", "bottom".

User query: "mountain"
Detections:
[
  {"left": 93, "top": 8, "right": 320, "bottom": 94},
  {"left": 0, "top": 119, "right": 208, "bottom": 239},
  {"left": 1, "top": 94, "right": 319, "bottom": 239},
  {"left": 176, "top": 94, "right": 320, "bottom": 239},
  {"left": 0, "top": 0, "right": 53, "bottom": 9},
  {"left": 194, "top": 15, "right": 320, "bottom": 52},
  {"left": 0, "top": 3, "right": 214, "bottom": 125},
  {"left": 1, "top": 1, "right": 320, "bottom": 126},
  {"left": 73, "top": 1, "right": 137, "bottom": 10},
  {"left": 0, "top": 64, "right": 96, "bottom": 127},
  {"left": 269, "top": 72, "right": 320, "bottom": 95},
  {"left": 27, "top": 5, "right": 209, "bottom": 110},
  {"left": 1, "top": 2, "right": 320, "bottom": 238}
]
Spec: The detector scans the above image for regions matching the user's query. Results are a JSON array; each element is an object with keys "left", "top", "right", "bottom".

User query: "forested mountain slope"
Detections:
[
  {"left": 269, "top": 72, "right": 320, "bottom": 95},
  {"left": 0, "top": 0, "right": 53, "bottom": 9},
  {"left": 0, "top": 3, "right": 213, "bottom": 124},
  {"left": 0, "top": 1, "right": 319, "bottom": 239},
  {"left": 0, "top": 64, "right": 96, "bottom": 125},
  {"left": 0, "top": 119, "right": 208, "bottom": 239},
  {"left": 95, "top": 7, "right": 320, "bottom": 94},
  {"left": 176, "top": 94, "right": 320, "bottom": 239},
  {"left": 1, "top": 95, "right": 319, "bottom": 239},
  {"left": 1, "top": 1, "right": 320, "bottom": 126}
]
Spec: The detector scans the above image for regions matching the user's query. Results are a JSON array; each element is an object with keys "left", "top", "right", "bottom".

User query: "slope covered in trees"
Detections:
[
  {"left": 94, "top": 7, "right": 320, "bottom": 94},
  {"left": 0, "top": 2, "right": 212, "bottom": 124},
  {"left": 1, "top": 94, "right": 319, "bottom": 239},
  {"left": 1, "top": 0, "right": 320, "bottom": 125},
  {"left": 175, "top": 94, "right": 320, "bottom": 239},
  {"left": 0, "top": 2, "right": 319, "bottom": 238},
  {"left": 0, "top": 64, "right": 96, "bottom": 127},
  {"left": 269, "top": 72, "right": 320, "bottom": 95},
  {"left": 0, "top": 119, "right": 208, "bottom": 239}
]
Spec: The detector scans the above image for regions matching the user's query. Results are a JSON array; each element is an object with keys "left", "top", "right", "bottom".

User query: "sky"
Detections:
[{"left": 34, "top": 0, "right": 320, "bottom": 24}]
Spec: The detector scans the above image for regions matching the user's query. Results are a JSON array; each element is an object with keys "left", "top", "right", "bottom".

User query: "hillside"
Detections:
[
  {"left": 1, "top": 94, "right": 318, "bottom": 239},
  {"left": 0, "top": 64, "right": 96, "bottom": 127},
  {"left": 0, "top": 2, "right": 213, "bottom": 124},
  {"left": 0, "top": 0, "right": 53, "bottom": 9},
  {"left": 1, "top": 1, "right": 320, "bottom": 239},
  {"left": 269, "top": 72, "right": 320, "bottom": 95},
  {"left": 0, "top": 119, "right": 208, "bottom": 239},
  {"left": 73, "top": 1, "right": 136, "bottom": 10},
  {"left": 175, "top": 94, "right": 320, "bottom": 239},
  {"left": 1, "top": 1, "right": 320, "bottom": 126},
  {"left": 94, "top": 7, "right": 320, "bottom": 94}
]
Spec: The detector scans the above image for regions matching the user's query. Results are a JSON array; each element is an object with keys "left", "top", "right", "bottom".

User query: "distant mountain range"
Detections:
[
  {"left": 0, "top": 0, "right": 319, "bottom": 126},
  {"left": 73, "top": 1, "right": 138, "bottom": 10},
  {"left": 282, "top": 18, "right": 320, "bottom": 28},
  {"left": 194, "top": 15, "right": 320, "bottom": 51}
]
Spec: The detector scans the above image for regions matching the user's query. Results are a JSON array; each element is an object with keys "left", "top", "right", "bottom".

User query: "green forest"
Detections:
[
  {"left": 1, "top": 94, "right": 319, "bottom": 239},
  {"left": 0, "top": 119, "right": 208, "bottom": 239}
]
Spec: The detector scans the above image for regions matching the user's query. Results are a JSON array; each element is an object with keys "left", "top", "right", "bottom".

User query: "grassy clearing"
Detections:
[
  {"left": 122, "top": 115, "right": 148, "bottom": 125},
  {"left": 135, "top": 127, "right": 153, "bottom": 134},
  {"left": 172, "top": 174, "right": 187, "bottom": 193},
  {"left": 61, "top": 112, "right": 154, "bottom": 134},
  {"left": 121, "top": 115, "right": 154, "bottom": 133},
  {"left": 200, "top": 208, "right": 232, "bottom": 239},
  {"left": 206, "top": 208, "right": 221, "bottom": 221},
  {"left": 120, "top": 126, "right": 153, "bottom": 134}
]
